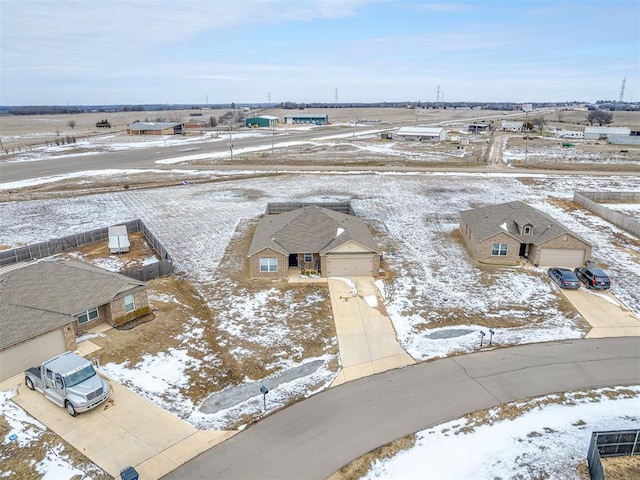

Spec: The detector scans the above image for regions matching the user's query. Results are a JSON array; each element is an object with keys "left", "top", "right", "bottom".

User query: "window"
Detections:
[
  {"left": 304, "top": 253, "right": 313, "bottom": 263},
  {"left": 259, "top": 258, "right": 278, "bottom": 272},
  {"left": 124, "top": 294, "right": 135, "bottom": 313},
  {"left": 523, "top": 225, "right": 532, "bottom": 235},
  {"left": 491, "top": 243, "right": 508, "bottom": 256},
  {"left": 77, "top": 307, "right": 98, "bottom": 324}
]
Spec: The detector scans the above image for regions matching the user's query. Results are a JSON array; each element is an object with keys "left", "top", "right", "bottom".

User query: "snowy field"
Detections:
[{"left": 363, "top": 386, "right": 640, "bottom": 480}]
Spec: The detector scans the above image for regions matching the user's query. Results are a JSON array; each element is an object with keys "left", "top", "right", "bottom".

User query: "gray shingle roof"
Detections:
[
  {"left": 248, "top": 206, "right": 379, "bottom": 256},
  {"left": 460, "top": 201, "right": 590, "bottom": 246},
  {"left": 1, "top": 258, "right": 146, "bottom": 316},
  {"left": 128, "top": 121, "right": 183, "bottom": 131},
  {"left": 0, "top": 303, "right": 72, "bottom": 349}
]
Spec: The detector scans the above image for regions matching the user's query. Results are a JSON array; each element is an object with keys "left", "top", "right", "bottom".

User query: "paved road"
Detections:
[{"left": 163, "top": 337, "right": 640, "bottom": 480}]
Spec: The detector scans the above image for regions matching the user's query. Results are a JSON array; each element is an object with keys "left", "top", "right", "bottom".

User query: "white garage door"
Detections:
[
  {"left": 325, "top": 254, "right": 374, "bottom": 277},
  {"left": 538, "top": 248, "right": 586, "bottom": 268},
  {"left": 0, "top": 328, "right": 67, "bottom": 381}
]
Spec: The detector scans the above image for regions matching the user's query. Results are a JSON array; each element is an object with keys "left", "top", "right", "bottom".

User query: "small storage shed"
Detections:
[
  {"left": 108, "top": 225, "right": 130, "bottom": 253},
  {"left": 468, "top": 123, "right": 489, "bottom": 133},
  {"left": 246, "top": 115, "right": 279, "bottom": 128}
]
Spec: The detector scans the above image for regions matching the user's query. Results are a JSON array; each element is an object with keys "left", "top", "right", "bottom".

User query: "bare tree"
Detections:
[
  {"left": 587, "top": 109, "right": 614, "bottom": 126},
  {"left": 67, "top": 120, "right": 76, "bottom": 129},
  {"left": 532, "top": 117, "right": 546, "bottom": 134},
  {"left": 556, "top": 110, "right": 564, "bottom": 122},
  {"left": 208, "top": 116, "right": 217, "bottom": 127}
]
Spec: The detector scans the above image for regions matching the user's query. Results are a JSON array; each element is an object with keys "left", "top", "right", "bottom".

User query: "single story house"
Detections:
[
  {"left": 283, "top": 113, "right": 329, "bottom": 125},
  {"left": 584, "top": 126, "right": 631, "bottom": 140},
  {"left": 246, "top": 115, "right": 279, "bottom": 128},
  {"left": 127, "top": 121, "right": 184, "bottom": 135},
  {"left": 0, "top": 260, "right": 149, "bottom": 381},
  {"left": 501, "top": 121, "right": 523, "bottom": 132},
  {"left": 459, "top": 201, "right": 592, "bottom": 268},
  {"left": 395, "top": 126, "right": 447, "bottom": 142},
  {"left": 248, "top": 205, "right": 380, "bottom": 278}
]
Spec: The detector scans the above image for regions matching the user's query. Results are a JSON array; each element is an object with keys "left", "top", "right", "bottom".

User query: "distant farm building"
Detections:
[
  {"left": 468, "top": 123, "right": 489, "bottom": 133},
  {"left": 556, "top": 130, "right": 584, "bottom": 139},
  {"left": 584, "top": 126, "right": 631, "bottom": 140},
  {"left": 501, "top": 121, "right": 523, "bottom": 132},
  {"left": 127, "top": 121, "right": 184, "bottom": 135},
  {"left": 395, "top": 126, "right": 447, "bottom": 142},
  {"left": 283, "top": 113, "right": 329, "bottom": 125},
  {"left": 246, "top": 115, "right": 279, "bottom": 128}
]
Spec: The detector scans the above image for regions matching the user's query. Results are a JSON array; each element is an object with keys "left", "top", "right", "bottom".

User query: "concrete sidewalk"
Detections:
[
  {"left": 328, "top": 277, "right": 415, "bottom": 386},
  {"left": 560, "top": 288, "right": 640, "bottom": 338}
]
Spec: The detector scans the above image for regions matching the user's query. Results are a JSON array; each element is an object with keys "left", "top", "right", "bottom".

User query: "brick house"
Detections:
[
  {"left": 459, "top": 201, "right": 592, "bottom": 267},
  {"left": 248, "top": 205, "right": 380, "bottom": 278},
  {"left": 0, "top": 259, "right": 149, "bottom": 381}
]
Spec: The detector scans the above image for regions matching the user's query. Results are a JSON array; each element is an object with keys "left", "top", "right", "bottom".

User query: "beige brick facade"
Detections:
[
  {"left": 249, "top": 248, "right": 288, "bottom": 278},
  {"left": 529, "top": 234, "right": 592, "bottom": 266},
  {"left": 62, "top": 323, "right": 77, "bottom": 351},
  {"left": 74, "top": 287, "right": 150, "bottom": 333}
]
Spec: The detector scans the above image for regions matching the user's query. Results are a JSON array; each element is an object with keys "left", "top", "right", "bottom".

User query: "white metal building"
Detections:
[
  {"left": 395, "top": 126, "right": 447, "bottom": 142},
  {"left": 584, "top": 126, "right": 631, "bottom": 140}
]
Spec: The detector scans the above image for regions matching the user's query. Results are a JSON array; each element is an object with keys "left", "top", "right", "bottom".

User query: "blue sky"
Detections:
[{"left": 1, "top": 0, "right": 638, "bottom": 105}]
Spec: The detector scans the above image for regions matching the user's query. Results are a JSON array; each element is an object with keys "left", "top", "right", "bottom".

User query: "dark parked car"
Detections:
[
  {"left": 574, "top": 267, "right": 611, "bottom": 290},
  {"left": 547, "top": 268, "right": 581, "bottom": 289}
]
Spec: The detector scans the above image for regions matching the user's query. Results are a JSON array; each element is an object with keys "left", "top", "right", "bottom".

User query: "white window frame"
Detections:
[
  {"left": 304, "top": 253, "right": 313, "bottom": 263},
  {"left": 259, "top": 257, "right": 278, "bottom": 272},
  {"left": 124, "top": 294, "right": 135, "bottom": 313},
  {"left": 523, "top": 225, "right": 532, "bottom": 235},
  {"left": 491, "top": 243, "right": 509, "bottom": 256},
  {"left": 77, "top": 307, "right": 99, "bottom": 324}
]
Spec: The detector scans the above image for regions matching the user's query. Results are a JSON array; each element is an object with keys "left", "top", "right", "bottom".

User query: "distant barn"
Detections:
[{"left": 127, "top": 121, "right": 184, "bottom": 135}]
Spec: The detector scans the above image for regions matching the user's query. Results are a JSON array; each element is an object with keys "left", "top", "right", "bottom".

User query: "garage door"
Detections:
[
  {"left": 0, "top": 328, "right": 67, "bottom": 381},
  {"left": 325, "top": 254, "right": 374, "bottom": 277},
  {"left": 538, "top": 248, "right": 586, "bottom": 268}
]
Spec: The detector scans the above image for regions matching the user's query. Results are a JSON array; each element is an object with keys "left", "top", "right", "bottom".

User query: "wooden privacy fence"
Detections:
[
  {"left": 574, "top": 191, "right": 640, "bottom": 237},
  {"left": 587, "top": 429, "right": 640, "bottom": 480},
  {"left": 0, "top": 219, "right": 173, "bottom": 281}
]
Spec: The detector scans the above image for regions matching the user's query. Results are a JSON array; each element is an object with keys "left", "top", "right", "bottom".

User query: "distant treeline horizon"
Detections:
[{"left": 1, "top": 100, "right": 638, "bottom": 116}]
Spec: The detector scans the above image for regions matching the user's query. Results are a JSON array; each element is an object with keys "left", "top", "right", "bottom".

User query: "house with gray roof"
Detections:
[
  {"left": 248, "top": 205, "right": 380, "bottom": 278},
  {"left": 0, "top": 259, "right": 149, "bottom": 381},
  {"left": 459, "top": 201, "right": 592, "bottom": 267},
  {"left": 127, "top": 121, "right": 184, "bottom": 135}
]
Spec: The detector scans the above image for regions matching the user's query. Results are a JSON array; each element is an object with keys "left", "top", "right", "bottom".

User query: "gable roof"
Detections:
[
  {"left": 248, "top": 206, "right": 379, "bottom": 257},
  {"left": 127, "top": 121, "right": 183, "bottom": 131},
  {"left": 0, "top": 303, "right": 72, "bottom": 350},
  {"left": 460, "top": 201, "right": 591, "bottom": 246},
  {"left": 0, "top": 259, "right": 147, "bottom": 317}
]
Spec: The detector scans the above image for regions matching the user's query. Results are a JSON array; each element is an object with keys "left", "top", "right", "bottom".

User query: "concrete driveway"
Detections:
[
  {"left": 2, "top": 372, "right": 235, "bottom": 479},
  {"left": 327, "top": 277, "right": 415, "bottom": 386},
  {"left": 560, "top": 287, "right": 640, "bottom": 337}
]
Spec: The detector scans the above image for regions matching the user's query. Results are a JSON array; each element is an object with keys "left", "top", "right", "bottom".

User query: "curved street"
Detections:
[{"left": 163, "top": 337, "right": 640, "bottom": 480}]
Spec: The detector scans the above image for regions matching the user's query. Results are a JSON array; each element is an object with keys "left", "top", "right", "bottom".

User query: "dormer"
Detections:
[{"left": 513, "top": 215, "right": 535, "bottom": 236}]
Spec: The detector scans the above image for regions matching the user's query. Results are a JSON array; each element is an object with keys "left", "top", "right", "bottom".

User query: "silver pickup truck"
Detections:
[{"left": 24, "top": 351, "right": 111, "bottom": 416}]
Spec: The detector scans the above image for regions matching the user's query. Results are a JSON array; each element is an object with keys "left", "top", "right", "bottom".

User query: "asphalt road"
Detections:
[{"left": 163, "top": 337, "right": 640, "bottom": 480}]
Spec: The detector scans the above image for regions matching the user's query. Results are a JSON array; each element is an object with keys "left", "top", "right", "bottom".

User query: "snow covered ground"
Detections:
[
  {"left": 1, "top": 132, "right": 639, "bottom": 477},
  {"left": 363, "top": 386, "right": 640, "bottom": 480}
]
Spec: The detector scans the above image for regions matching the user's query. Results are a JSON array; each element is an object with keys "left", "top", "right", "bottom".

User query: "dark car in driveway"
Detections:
[
  {"left": 574, "top": 267, "right": 611, "bottom": 290},
  {"left": 547, "top": 267, "right": 581, "bottom": 289}
]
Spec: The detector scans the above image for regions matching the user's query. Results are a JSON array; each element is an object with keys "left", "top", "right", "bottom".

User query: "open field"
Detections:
[{"left": 1, "top": 108, "right": 639, "bottom": 479}]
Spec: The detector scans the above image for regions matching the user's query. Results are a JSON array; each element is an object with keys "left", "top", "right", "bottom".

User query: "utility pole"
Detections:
[
  {"left": 268, "top": 91, "right": 271, "bottom": 105},
  {"left": 436, "top": 85, "right": 441, "bottom": 107},
  {"left": 335, "top": 87, "right": 338, "bottom": 107},
  {"left": 619, "top": 78, "right": 626, "bottom": 102},
  {"left": 229, "top": 120, "right": 233, "bottom": 161}
]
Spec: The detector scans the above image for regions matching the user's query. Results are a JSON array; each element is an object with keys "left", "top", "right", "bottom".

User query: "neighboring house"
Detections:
[
  {"left": 395, "top": 126, "right": 447, "bottom": 142},
  {"left": 245, "top": 115, "right": 279, "bottom": 128},
  {"left": 501, "top": 121, "right": 523, "bottom": 132},
  {"left": 127, "top": 121, "right": 184, "bottom": 135},
  {"left": 248, "top": 205, "right": 380, "bottom": 278},
  {"left": 283, "top": 113, "right": 329, "bottom": 125},
  {"left": 459, "top": 201, "right": 592, "bottom": 268},
  {"left": 584, "top": 126, "right": 631, "bottom": 140},
  {"left": 0, "top": 260, "right": 150, "bottom": 381}
]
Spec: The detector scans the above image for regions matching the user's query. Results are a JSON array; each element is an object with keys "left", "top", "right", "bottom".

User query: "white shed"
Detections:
[
  {"left": 108, "top": 225, "right": 130, "bottom": 253},
  {"left": 395, "top": 126, "right": 447, "bottom": 142}
]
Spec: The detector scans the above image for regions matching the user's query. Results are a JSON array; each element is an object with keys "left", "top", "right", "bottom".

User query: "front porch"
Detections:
[{"left": 287, "top": 266, "right": 327, "bottom": 284}]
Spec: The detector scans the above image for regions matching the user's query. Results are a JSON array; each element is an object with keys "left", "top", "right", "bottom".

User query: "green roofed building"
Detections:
[{"left": 245, "top": 115, "right": 279, "bottom": 128}]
